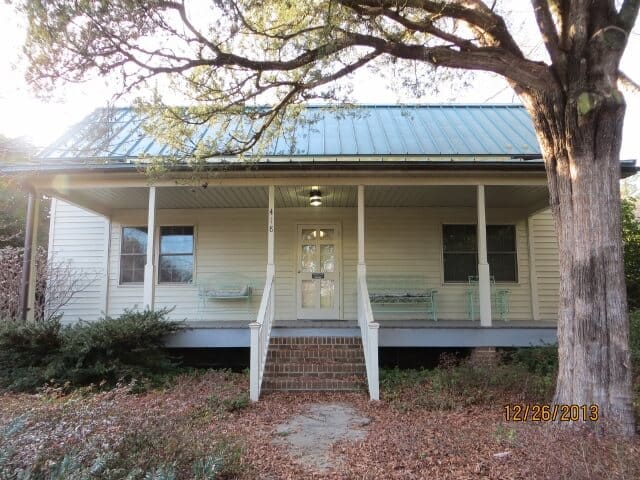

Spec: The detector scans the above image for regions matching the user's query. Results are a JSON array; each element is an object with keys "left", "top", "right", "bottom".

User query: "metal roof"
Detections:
[{"left": 37, "top": 104, "right": 542, "bottom": 163}]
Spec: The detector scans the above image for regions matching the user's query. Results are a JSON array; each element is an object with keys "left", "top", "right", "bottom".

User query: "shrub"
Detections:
[
  {"left": 0, "top": 308, "right": 183, "bottom": 392},
  {"left": 0, "top": 245, "right": 95, "bottom": 322},
  {"left": 0, "top": 318, "right": 63, "bottom": 391},
  {"left": 380, "top": 351, "right": 556, "bottom": 412},
  {"left": 60, "top": 308, "right": 183, "bottom": 386},
  {"left": 507, "top": 344, "right": 558, "bottom": 377},
  {"left": 630, "top": 310, "right": 640, "bottom": 369},
  {"left": 622, "top": 197, "right": 640, "bottom": 309}
]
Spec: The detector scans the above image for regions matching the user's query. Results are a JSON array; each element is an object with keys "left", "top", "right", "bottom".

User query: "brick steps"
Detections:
[{"left": 262, "top": 336, "right": 367, "bottom": 392}]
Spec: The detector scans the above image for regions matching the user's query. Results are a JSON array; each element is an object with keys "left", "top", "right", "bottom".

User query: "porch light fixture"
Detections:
[{"left": 309, "top": 187, "right": 322, "bottom": 206}]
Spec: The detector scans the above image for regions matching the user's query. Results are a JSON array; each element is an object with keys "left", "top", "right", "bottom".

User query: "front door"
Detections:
[{"left": 296, "top": 224, "right": 341, "bottom": 320}]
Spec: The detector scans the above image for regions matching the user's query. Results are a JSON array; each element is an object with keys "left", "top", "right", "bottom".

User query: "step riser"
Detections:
[
  {"left": 270, "top": 337, "right": 362, "bottom": 346},
  {"left": 267, "top": 352, "right": 362, "bottom": 363},
  {"left": 265, "top": 372, "right": 365, "bottom": 379},
  {"left": 264, "top": 364, "right": 366, "bottom": 375},
  {"left": 263, "top": 336, "right": 367, "bottom": 392},
  {"left": 262, "top": 380, "right": 365, "bottom": 392}
]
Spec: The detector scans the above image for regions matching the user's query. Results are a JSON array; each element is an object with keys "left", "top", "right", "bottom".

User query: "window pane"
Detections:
[
  {"left": 487, "top": 225, "right": 516, "bottom": 252},
  {"left": 488, "top": 253, "right": 518, "bottom": 282},
  {"left": 320, "top": 280, "right": 335, "bottom": 308},
  {"left": 120, "top": 254, "right": 145, "bottom": 283},
  {"left": 443, "top": 225, "right": 476, "bottom": 252},
  {"left": 301, "top": 229, "right": 316, "bottom": 241},
  {"left": 301, "top": 244, "right": 316, "bottom": 272},
  {"left": 121, "top": 227, "right": 147, "bottom": 254},
  {"left": 159, "top": 255, "right": 193, "bottom": 283},
  {"left": 443, "top": 253, "right": 477, "bottom": 282},
  {"left": 320, "top": 244, "right": 335, "bottom": 272},
  {"left": 318, "top": 229, "right": 334, "bottom": 240},
  {"left": 160, "top": 226, "right": 194, "bottom": 254},
  {"left": 301, "top": 280, "right": 315, "bottom": 308}
]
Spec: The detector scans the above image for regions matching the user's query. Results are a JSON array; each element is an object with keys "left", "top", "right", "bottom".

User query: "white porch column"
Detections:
[
  {"left": 526, "top": 215, "right": 541, "bottom": 321},
  {"left": 477, "top": 185, "right": 492, "bottom": 327},
  {"left": 358, "top": 185, "right": 365, "bottom": 268},
  {"left": 143, "top": 186, "right": 157, "bottom": 310},
  {"left": 267, "top": 185, "right": 275, "bottom": 266},
  {"left": 25, "top": 193, "right": 40, "bottom": 321}
]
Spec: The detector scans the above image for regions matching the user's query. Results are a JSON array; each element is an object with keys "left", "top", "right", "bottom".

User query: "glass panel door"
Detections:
[{"left": 296, "top": 225, "right": 340, "bottom": 319}]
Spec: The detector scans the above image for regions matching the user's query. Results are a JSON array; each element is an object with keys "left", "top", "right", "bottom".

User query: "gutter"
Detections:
[{"left": 2, "top": 158, "right": 637, "bottom": 176}]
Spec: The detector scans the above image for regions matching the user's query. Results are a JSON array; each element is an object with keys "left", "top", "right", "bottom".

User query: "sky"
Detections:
[{"left": 0, "top": 2, "right": 639, "bottom": 164}]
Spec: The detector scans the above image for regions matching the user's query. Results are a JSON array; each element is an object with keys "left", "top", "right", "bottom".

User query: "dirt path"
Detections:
[{"left": 272, "top": 403, "right": 370, "bottom": 471}]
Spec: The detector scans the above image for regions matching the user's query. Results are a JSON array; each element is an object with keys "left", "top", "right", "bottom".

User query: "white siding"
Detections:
[
  {"left": 530, "top": 209, "right": 560, "bottom": 320},
  {"left": 48, "top": 200, "right": 107, "bottom": 322},
  {"left": 365, "top": 207, "right": 532, "bottom": 321},
  {"left": 108, "top": 208, "right": 266, "bottom": 322},
  {"left": 51, "top": 202, "right": 559, "bottom": 324}
]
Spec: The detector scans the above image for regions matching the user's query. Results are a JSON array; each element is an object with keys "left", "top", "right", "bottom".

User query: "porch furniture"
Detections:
[
  {"left": 197, "top": 274, "right": 254, "bottom": 309},
  {"left": 465, "top": 275, "right": 511, "bottom": 321},
  {"left": 367, "top": 275, "right": 438, "bottom": 321}
]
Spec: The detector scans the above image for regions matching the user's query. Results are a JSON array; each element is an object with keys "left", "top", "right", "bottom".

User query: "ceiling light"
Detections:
[{"left": 309, "top": 187, "right": 322, "bottom": 206}]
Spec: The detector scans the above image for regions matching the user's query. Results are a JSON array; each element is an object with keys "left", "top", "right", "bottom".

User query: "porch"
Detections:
[{"left": 35, "top": 177, "right": 558, "bottom": 400}]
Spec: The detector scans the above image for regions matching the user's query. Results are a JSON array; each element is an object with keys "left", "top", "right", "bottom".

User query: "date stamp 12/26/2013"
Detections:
[{"left": 504, "top": 404, "right": 600, "bottom": 422}]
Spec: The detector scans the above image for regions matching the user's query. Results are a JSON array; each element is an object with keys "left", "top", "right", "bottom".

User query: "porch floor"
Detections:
[
  {"left": 182, "top": 319, "right": 557, "bottom": 329},
  {"left": 167, "top": 319, "right": 557, "bottom": 348}
]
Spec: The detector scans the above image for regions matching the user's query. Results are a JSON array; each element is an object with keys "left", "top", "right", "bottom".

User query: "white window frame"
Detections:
[
  {"left": 118, "top": 225, "right": 148, "bottom": 285},
  {"left": 156, "top": 224, "right": 197, "bottom": 285},
  {"left": 441, "top": 223, "right": 519, "bottom": 284}
]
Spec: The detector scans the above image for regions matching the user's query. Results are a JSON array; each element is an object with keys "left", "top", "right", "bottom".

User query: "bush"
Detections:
[
  {"left": 0, "top": 308, "right": 183, "bottom": 392},
  {"left": 630, "top": 310, "right": 640, "bottom": 370},
  {"left": 380, "top": 351, "right": 556, "bottom": 412},
  {"left": 0, "top": 318, "right": 63, "bottom": 391},
  {"left": 506, "top": 344, "right": 558, "bottom": 377},
  {"left": 0, "top": 245, "right": 95, "bottom": 322},
  {"left": 622, "top": 197, "right": 640, "bottom": 309},
  {"left": 60, "top": 308, "right": 183, "bottom": 386}
]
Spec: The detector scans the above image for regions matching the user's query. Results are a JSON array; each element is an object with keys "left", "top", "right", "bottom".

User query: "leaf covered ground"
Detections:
[{"left": 1, "top": 369, "right": 639, "bottom": 479}]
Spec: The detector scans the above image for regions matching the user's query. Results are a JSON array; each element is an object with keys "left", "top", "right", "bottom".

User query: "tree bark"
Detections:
[{"left": 521, "top": 87, "right": 635, "bottom": 436}]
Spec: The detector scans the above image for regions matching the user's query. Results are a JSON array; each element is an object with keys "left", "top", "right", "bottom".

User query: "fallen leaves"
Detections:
[{"left": 0, "top": 371, "right": 639, "bottom": 479}]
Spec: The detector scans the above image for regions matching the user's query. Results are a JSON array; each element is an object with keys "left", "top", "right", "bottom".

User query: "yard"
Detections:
[{"left": 1, "top": 360, "right": 640, "bottom": 480}]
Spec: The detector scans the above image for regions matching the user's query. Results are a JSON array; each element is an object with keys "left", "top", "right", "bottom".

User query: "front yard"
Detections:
[{"left": 1, "top": 366, "right": 640, "bottom": 479}]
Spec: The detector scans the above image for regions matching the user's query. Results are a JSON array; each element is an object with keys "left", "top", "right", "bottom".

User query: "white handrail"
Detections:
[
  {"left": 357, "top": 265, "right": 380, "bottom": 401},
  {"left": 249, "top": 264, "right": 275, "bottom": 401}
]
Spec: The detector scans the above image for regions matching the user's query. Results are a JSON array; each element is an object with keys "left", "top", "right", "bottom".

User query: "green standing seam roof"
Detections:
[{"left": 35, "top": 104, "right": 542, "bottom": 164}]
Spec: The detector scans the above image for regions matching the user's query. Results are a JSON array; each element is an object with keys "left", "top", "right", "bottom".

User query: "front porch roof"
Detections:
[{"left": 42, "top": 184, "right": 551, "bottom": 215}]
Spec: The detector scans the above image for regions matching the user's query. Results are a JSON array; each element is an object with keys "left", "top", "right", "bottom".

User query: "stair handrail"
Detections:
[
  {"left": 249, "top": 264, "right": 275, "bottom": 401},
  {"left": 357, "top": 264, "right": 380, "bottom": 400}
]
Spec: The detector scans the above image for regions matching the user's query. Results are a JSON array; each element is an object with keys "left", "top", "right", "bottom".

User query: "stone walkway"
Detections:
[{"left": 272, "top": 403, "right": 370, "bottom": 471}]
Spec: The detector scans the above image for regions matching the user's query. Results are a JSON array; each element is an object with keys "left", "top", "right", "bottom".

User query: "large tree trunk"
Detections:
[{"left": 522, "top": 88, "right": 635, "bottom": 436}]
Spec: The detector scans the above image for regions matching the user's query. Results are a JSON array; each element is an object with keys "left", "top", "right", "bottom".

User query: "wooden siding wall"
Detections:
[
  {"left": 49, "top": 201, "right": 561, "bottom": 323},
  {"left": 48, "top": 200, "right": 108, "bottom": 322},
  {"left": 530, "top": 209, "right": 560, "bottom": 320}
]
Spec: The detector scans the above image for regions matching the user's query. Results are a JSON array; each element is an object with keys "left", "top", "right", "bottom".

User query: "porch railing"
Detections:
[
  {"left": 357, "top": 265, "right": 380, "bottom": 401},
  {"left": 249, "top": 264, "right": 275, "bottom": 401}
]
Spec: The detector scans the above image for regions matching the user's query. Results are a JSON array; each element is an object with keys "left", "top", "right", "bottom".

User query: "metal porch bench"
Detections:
[{"left": 367, "top": 275, "right": 439, "bottom": 321}]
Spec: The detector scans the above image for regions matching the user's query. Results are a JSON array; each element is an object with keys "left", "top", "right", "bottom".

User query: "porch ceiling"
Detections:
[{"left": 49, "top": 184, "right": 549, "bottom": 213}]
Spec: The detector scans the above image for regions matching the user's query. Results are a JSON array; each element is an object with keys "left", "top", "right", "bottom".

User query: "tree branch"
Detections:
[
  {"left": 618, "top": 0, "right": 640, "bottom": 33},
  {"left": 531, "top": 0, "right": 566, "bottom": 77},
  {"left": 338, "top": 0, "right": 524, "bottom": 56},
  {"left": 619, "top": 70, "right": 640, "bottom": 94}
]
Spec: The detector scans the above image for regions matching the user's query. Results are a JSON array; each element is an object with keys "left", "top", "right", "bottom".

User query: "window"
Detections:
[
  {"left": 486, "top": 225, "right": 518, "bottom": 282},
  {"left": 443, "top": 225, "right": 477, "bottom": 282},
  {"left": 120, "top": 227, "right": 148, "bottom": 284},
  {"left": 442, "top": 224, "right": 517, "bottom": 282},
  {"left": 159, "top": 226, "right": 194, "bottom": 283}
]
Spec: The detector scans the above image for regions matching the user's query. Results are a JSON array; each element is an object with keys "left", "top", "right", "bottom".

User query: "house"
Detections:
[{"left": 7, "top": 104, "right": 638, "bottom": 401}]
